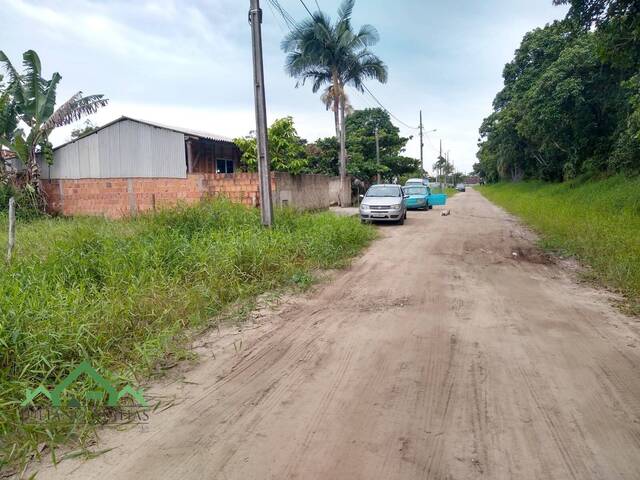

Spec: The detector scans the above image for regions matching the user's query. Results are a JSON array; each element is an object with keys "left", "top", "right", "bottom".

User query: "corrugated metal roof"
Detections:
[
  {"left": 54, "top": 115, "right": 236, "bottom": 151},
  {"left": 127, "top": 117, "right": 235, "bottom": 143},
  {"left": 44, "top": 118, "right": 187, "bottom": 179}
]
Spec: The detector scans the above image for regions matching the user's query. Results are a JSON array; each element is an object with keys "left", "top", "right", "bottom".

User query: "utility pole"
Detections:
[
  {"left": 452, "top": 156, "right": 456, "bottom": 185},
  {"left": 249, "top": 0, "right": 273, "bottom": 227},
  {"left": 439, "top": 139, "right": 443, "bottom": 190},
  {"left": 446, "top": 151, "right": 450, "bottom": 188},
  {"left": 375, "top": 126, "right": 381, "bottom": 184},
  {"left": 419, "top": 110, "right": 424, "bottom": 175}
]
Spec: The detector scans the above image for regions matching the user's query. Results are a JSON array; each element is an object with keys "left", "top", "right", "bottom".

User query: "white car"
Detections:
[
  {"left": 404, "top": 178, "right": 429, "bottom": 187},
  {"left": 359, "top": 184, "right": 408, "bottom": 225}
]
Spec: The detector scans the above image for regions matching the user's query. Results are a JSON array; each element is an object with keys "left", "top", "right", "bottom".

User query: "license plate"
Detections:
[{"left": 372, "top": 213, "right": 386, "bottom": 218}]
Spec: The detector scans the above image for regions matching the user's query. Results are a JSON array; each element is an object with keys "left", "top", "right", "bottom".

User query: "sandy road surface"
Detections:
[{"left": 34, "top": 189, "right": 640, "bottom": 479}]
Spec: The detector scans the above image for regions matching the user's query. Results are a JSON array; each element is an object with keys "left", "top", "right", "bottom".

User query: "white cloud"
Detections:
[{"left": 3, "top": 0, "right": 569, "bottom": 175}]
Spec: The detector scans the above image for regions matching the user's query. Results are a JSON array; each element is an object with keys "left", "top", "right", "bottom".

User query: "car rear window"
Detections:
[
  {"left": 366, "top": 186, "right": 401, "bottom": 197},
  {"left": 404, "top": 187, "right": 427, "bottom": 195}
]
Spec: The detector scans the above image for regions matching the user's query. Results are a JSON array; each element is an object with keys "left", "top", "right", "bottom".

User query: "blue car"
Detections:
[{"left": 403, "top": 185, "right": 447, "bottom": 210}]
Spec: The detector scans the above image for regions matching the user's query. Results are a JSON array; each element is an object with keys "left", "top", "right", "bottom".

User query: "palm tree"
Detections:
[
  {"left": 0, "top": 50, "right": 108, "bottom": 208},
  {"left": 320, "top": 85, "right": 353, "bottom": 116},
  {"left": 433, "top": 156, "right": 448, "bottom": 188},
  {"left": 282, "top": 0, "right": 387, "bottom": 205}
]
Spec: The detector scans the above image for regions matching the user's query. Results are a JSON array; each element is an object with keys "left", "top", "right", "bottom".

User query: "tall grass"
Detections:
[
  {"left": 479, "top": 176, "right": 640, "bottom": 311},
  {"left": 0, "top": 200, "right": 375, "bottom": 471}
]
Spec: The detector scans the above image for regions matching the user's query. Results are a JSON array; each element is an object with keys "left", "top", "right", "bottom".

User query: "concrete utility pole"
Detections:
[
  {"left": 439, "top": 139, "right": 443, "bottom": 189},
  {"left": 419, "top": 110, "right": 424, "bottom": 173},
  {"left": 249, "top": 0, "right": 273, "bottom": 226},
  {"left": 446, "top": 150, "right": 450, "bottom": 187},
  {"left": 375, "top": 126, "right": 381, "bottom": 184}
]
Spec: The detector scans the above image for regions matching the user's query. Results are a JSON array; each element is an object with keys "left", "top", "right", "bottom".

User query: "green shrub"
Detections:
[{"left": 0, "top": 184, "right": 43, "bottom": 221}]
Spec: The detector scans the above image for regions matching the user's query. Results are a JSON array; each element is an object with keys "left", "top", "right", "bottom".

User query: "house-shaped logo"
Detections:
[{"left": 21, "top": 361, "right": 147, "bottom": 407}]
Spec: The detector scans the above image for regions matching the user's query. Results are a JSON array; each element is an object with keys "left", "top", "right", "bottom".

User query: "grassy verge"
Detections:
[
  {"left": 478, "top": 176, "right": 640, "bottom": 312},
  {"left": 0, "top": 200, "right": 376, "bottom": 472},
  {"left": 445, "top": 187, "right": 458, "bottom": 198}
]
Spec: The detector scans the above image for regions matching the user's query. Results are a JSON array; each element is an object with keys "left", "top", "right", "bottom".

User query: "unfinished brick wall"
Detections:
[{"left": 43, "top": 173, "right": 271, "bottom": 218}]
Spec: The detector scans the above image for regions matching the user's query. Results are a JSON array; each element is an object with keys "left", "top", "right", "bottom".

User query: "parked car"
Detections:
[
  {"left": 405, "top": 178, "right": 430, "bottom": 188},
  {"left": 405, "top": 185, "right": 449, "bottom": 209},
  {"left": 359, "top": 184, "right": 407, "bottom": 224},
  {"left": 456, "top": 183, "right": 466, "bottom": 192},
  {"left": 404, "top": 185, "right": 430, "bottom": 209}
]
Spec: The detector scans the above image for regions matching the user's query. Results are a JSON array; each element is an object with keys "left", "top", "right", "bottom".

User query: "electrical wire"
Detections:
[
  {"left": 299, "top": 0, "right": 314, "bottom": 17},
  {"left": 269, "top": 0, "right": 302, "bottom": 32},
  {"left": 362, "top": 84, "right": 419, "bottom": 130},
  {"left": 266, "top": 0, "right": 288, "bottom": 34}
]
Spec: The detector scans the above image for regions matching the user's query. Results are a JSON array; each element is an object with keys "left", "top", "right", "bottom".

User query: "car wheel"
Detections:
[
  {"left": 398, "top": 215, "right": 405, "bottom": 225},
  {"left": 428, "top": 204, "right": 433, "bottom": 210}
]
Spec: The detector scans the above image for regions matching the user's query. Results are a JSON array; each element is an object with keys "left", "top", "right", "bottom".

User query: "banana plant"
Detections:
[{"left": 0, "top": 50, "right": 108, "bottom": 208}]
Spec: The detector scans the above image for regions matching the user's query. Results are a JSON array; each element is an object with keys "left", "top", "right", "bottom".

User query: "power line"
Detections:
[
  {"left": 269, "top": 0, "right": 301, "bottom": 32},
  {"left": 362, "top": 84, "right": 419, "bottom": 130},
  {"left": 314, "top": 0, "right": 321, "bottom": 10},
  {"left": 299, "top": 0, "right": 314, "bottom": 17},
  {"left": 266, "top": 0, "right": 288, "bottom": 34}
]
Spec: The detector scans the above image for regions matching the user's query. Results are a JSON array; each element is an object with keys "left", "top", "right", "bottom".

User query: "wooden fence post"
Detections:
[{"left": 7, "top": 196, "right": 16, "bottom": 262}]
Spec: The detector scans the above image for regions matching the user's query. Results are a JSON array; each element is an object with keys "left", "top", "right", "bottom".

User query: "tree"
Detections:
[
  {"left": 70, "top": 119, "right": 98, "bottom": 140},
  {"left": 477, "top": 1, "right": 640, "bottom": 182},
  {"left": 305, "top": 136, "right": 339, "bottom": 176},
  {"left": 234, "top": 117, "right": 309, "bottom": 174},
  {"left": 344, "top": 108, "right": 417, "bottom": 184},
  {"left": 0, "top": 50, "right": 107, "bottom": 207},
  {"left": 281, "top": 0, "right": 387, "bottom": 204}
]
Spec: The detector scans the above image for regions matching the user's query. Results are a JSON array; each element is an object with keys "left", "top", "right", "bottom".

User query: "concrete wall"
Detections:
[
  {"left": 273, "top": 173, "right": 351, "bottom": 210},
  {"left": 42, "top": 172, "right": 348, "bottom": 218},
  {"left": 43, "top": 173, "right": 268, "bottom": 218}
]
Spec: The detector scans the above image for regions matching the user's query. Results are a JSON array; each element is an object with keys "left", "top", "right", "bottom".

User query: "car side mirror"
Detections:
[
  {"left": 403, "top": 195, "right": 409, "bottom": 199},
  {"left": 359, "top": 194, "right": 364, "bottom": 199}
]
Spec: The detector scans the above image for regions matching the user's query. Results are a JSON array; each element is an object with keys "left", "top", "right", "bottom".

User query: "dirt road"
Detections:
[{"left": 35, "top": 189, "right": 640, "bottom": 479}]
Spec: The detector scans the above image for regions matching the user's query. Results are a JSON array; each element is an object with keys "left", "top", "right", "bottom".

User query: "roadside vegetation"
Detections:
[
  {"left": 0, "top": 50, "right": 108, "bottom": 210},
  {"left": 476, "top": 0, "right": 639, "bottom": 182},
  {"left": 0, "top": 200, "right": 375, "bottom": 472},
  {"left": 479, "top": 176, "right": 640, "bottom": 312}
]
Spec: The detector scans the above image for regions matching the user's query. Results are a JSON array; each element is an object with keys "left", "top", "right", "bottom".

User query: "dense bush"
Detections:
[{"left": 476, "top": 1, "right": 640, "bottom": 181}]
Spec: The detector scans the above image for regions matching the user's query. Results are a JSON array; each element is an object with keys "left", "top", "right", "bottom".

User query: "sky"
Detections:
[{"left": 0, "top": 0, "right": 567, "bottom": 174}]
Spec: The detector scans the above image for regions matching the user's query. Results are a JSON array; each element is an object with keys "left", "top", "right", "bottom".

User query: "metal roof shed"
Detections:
[{"left": 41, "top": 116, "right": 239, "bottom": 180}]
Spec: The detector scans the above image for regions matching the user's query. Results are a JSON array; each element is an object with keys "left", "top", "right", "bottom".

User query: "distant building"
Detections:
[{"left": 465, "top": 176, "right": 481, "bottom": 185}]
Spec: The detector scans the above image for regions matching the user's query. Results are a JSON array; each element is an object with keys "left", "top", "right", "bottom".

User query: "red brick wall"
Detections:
[{"left": 43, "top": 173, "right": 274, "bottom": 218}]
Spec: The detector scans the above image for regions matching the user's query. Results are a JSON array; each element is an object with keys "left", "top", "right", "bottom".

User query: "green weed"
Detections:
[{"left": 0, "top": 200, "right": 375, "bottom": 471}]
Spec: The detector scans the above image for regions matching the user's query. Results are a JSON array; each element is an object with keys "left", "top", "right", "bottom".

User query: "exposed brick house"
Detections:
[{"left": 38, "top": 116, "right": 349, "bottom": 218}]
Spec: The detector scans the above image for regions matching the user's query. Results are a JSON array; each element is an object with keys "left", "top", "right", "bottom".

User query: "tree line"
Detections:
[
  {"left": 475, "top": 0, "right": 640, "bottom": 182},
  {"left": 234, "top": 108, "right": 422, "bottom": 185}
]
